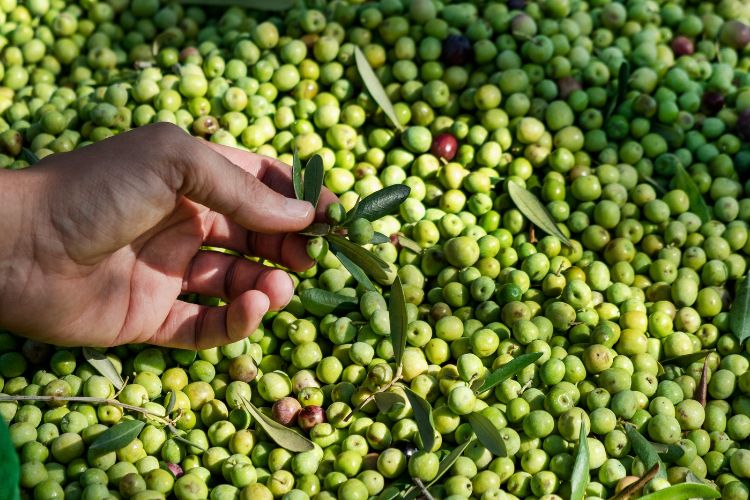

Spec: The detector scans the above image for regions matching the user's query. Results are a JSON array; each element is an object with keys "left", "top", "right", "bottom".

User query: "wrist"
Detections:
[{"left": 0, "top": 168, "right": 47, "bottom": 329}]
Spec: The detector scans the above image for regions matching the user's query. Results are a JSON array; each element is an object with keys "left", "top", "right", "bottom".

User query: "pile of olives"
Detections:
[{"left": 0, "top": 0, "right": 750, "bottom": 499}]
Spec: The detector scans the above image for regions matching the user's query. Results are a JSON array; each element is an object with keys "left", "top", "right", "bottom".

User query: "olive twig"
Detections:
[
  {"left": 342, "top": 365, "right": 403, "bottom": 422},
  {"left": 0, "top": 394, "right": 176, "bottom": 426},
  {"left": 412, "top": 478, "right": 435, "bottom": 500}
]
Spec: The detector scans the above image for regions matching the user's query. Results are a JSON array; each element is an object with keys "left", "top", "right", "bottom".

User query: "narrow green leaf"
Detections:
[
  {"left": 299, "top": 288, "right": 357, "bottom": 317},
  {"left": 674, "top": 164, "right": 711, "bottom": 223},
  {"left": 303, "top": 154, "right": 324, "bottom": 208},
  {"left": 507, "top": 182, "right": 571, "bottom": 247},
  {"left": 299, "top": 222, "right": 331, "bottom": 237},
  {"left": 474, "top": 352, "right": 543, "bottom": 394},
  {"left": 240, "top": 397, "right": 314, "bottom": 452},
  {"left": 642, "top": 175, "right": 667, "bottom": 195},
  {"left": 570, "top": 420, "right": 589, "bottom": 500},
  {"left": 90, "top": 420, "right": 145, "bottom": 454},
  {"left": 82, "top": 347, "right": 124, "bottom": 391},
  {"left": 370, "top": 232, "right": 390, "bottom": 245},
  {"left": 21, "top": 148, "right": 39, "bottom": 165},
  {"left": 396, "top": 234, "right": 423, "bottom": 254},
  {"left": 390, "top": 276, "right": 408, "bottom": 367},
  {"left": 605, "top": 60, "right": 630, "bottom": 120},
  {"left": 661, "top": 350, "right": 712, "bottom": 367},
  {"left": 0, "top": 413, "right": 20, "bottom": 500},
  {"left": 333, "top": 249, "right": 376, "bottom": 291},
  {"left": 292, "top": 148, "right": 303, "bottom": 201},
  {"left": 730, "top": 275, "right": 750, "bottom": 345},
  {"left": 374, "top": 391, "right": 404, "bottom": 412},
  {"left": 466, "top": 412, "right": 507, "bottom": 457},
  {"left": 650, "top": 442, "right": 685, "bottom": 463},
  {"left": 403, "top": 439, "right": 474, "bottom": 500},
  {"left": 165, "top": 390, "right": 176, "bottom": 415},
  {"left": 636, "top": 483, "right": 720, "bottom": 500},
  {"left": 625, "top": 424, "right": 666, "bottom": 479},
  {"left": 697, "top": 356, "right": 709, "bottom": 406},
  {"left": 354, "top": 46, "right": 404, "bottom": 132},
  {"left": 346, "top": 185, "right": 411, "bottom": 224},
  {"left": 167, "top": 425, "right": 207, "bottom": 453},
  {"left": 327, "top": 234, "right": 395, "bottom": 285},
  {"left": 176, "top": 0, "right": 293, "bottom": 10},
  {"left": 403, "top": 387, "right": 435, "bottom": 452}
]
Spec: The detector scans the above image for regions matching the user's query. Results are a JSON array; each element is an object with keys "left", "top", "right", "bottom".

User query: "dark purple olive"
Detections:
[
  {"left": 441, "top": 34, "right": 473, "bottom": 66},
  {"left": 393, "top": 440, "right": 418, "bottom": 458},
  {"left": 507, "top": 0, "right": 526, "bottom": 8},
  {"left": 272, "top": 397, "right": 302, "bottom": 427},
  {"left": 736, "top": 109, "right": 750, "bottom": 141},
  {"left": 22, "top": 340, "right": 51, "bottom": 365},
  {"left": 166, "top": 463, "right": 184, "bottom": 478},
  {"left": 671, "top": 36, "right": 694, "bottom": 56},
  {"left": 701, "top": 91, "right": 725, "bottom": 115},
  {"left": 297, "top": 405, "right": 326, "bottom": 432},
  {"left": 431, "top": 133, "right": 458, "bottom": 161}
]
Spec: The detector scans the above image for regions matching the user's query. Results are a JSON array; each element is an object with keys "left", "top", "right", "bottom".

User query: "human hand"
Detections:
[{"left": 0, "top": 123, "right": 337, "bottom": 349}]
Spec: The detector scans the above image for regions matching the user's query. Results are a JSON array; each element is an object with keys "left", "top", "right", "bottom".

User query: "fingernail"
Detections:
[{"left": 283, "top": 198, "right": 312, "bottom": 218}]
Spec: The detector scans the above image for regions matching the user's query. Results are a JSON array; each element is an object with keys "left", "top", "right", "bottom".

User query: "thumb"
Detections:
[{"left": 173, "top": 129, "right": 315, "bottom": 233}]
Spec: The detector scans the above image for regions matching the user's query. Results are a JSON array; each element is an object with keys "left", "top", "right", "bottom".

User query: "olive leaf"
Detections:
[
  {"left": 299, "top": 288, "right": 358, "bottom": 317},
  {"left": 90, "top": 420, "right": 145, "bottom": 454},
  {"left": 674, "top": 164, "right": 711, "bottom": 223},
  {"left": 21, "top": 147, "right": 39, "bottom": 165},
  {"left": 370, "top": 232, "right": 390, "bottom": 245},
  {"left": 164, "top": 390, "right": 176, "bottom": 415},
  {"left": 661, "top": 350, "right": 712, "bottom": 367},
  {"left": 0, "top": 409, "right": 20, "bottom": 500},
  {"left": 474, "top": 352, "right": 542, "bottom": 394},
  {"left": 642, "top": 175, "right": 667, "bottom": 195},
  {"left": 390, "top": 276, "right": 408, "bottom": 367},
  {"left": 345, "top": 185, "right": 411, "bottom": 224},
  {"left": 395, "top": 234, "right": 423, "bottom": 254},
  {"left": 175, "top": 0, "right": 293, "bottom": 10},
  {"left": 326, "top": 234, "right": 395, "bottom": 285},
  {"left": 570, "top": 420, "right": 589, "bottom": 500},
  {"left": 299, "top": 222, "right": 331, "bottom": 237},
  {"left": 403, "top": 387, "right": 435, "bottom": 452},
  {"left": 292, "top": 148, "right": 303, "bottom": 201},
  {"left": 625, "top": 424, "right": 666, "bottom": 480},
  {"left": 374, "top": 391, "right": 404, "bottom": 412},
  {"left": 635, "top": 483, "right": 720, "bottom": 500},
  {"left": 507, "top": 182, "right": 571, "bottom": 247},
  {"left": 82, "top": 347, "right": 124, "bottom": 391},
  {"left": 167, "top": 424, "right": 207, "bottom": 452},
  {"left": 403, "top": 438, "right": 474, "bottom": 500},
  {"left": 730, "top": 275, "right": 750, "bottom": 345},
  {"left": 303, "top": 154, "right": 324, "bottom": 208},
  {"left": 239, "top": 397, "right": 314, "bottom": 452},
  {"left": 353, "top": 46, "right": 404, "bottom": 132},
  {"left": 605, "top": 60, "right": 630, "bottom": 120},
  {"left": 332, "top": 249, "right": 376, "bottom": 291},
  {"left": 466, "top": 412, "right": 507, "bottom": 457},
  {"left": 650, "top": 442, "right": 684, "bottom": 463},
  {"left": 697, "top": 356, "right": 709, "bottom": 406},
  {"left": 610, "top": 463, "right": 660, "bottom": 500}
]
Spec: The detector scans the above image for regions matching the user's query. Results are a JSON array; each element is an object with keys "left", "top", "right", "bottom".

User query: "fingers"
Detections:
[
  {"left": 204, "top": 215, "right": 314, "bottom": 272},
  {"left": 183, "top": 250, "right": 295, "bottom": 309},
  {"left": 203, "top": 141, "right": 339, "bottom": 221},
  {"left": 165, "top": 125, "right": 315, "bottom": 234},
  {"left": 149, "top": 290, "right": 270, "bottom": 349}
]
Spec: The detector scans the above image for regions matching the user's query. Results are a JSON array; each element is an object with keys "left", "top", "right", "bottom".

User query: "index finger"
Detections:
[{"left": 203, "top": 141, "right": 339, "bottom": 221}]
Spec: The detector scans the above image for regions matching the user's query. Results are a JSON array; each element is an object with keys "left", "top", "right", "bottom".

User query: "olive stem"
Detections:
[
  {"left": 342, "top": 370, "right": 403, "bottom": 422},
  {"left": 0, "top": 394, "right": 175, "bottom": 425},
  {"left": 413, "top": 478, "right": 435, "bottom": 500}
]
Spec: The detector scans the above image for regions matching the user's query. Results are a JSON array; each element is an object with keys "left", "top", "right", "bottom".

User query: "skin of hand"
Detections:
[{"left": 0, "top": 122, "right": 337, "bottom": 350}]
